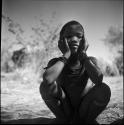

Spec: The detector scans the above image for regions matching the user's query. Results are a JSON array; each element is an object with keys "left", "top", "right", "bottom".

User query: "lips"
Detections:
[{"left": 70, "top": 44, "right": 79, "bottom": 48}]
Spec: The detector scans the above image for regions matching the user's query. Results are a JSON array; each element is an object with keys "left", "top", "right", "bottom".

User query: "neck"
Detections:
[{"left": 68, "top": 53, "right": 80, "bottom": 66}]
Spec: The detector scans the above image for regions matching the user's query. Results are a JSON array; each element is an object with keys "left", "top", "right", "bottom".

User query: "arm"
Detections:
[
  {"left": 43, "top": 56, "right": 68, "bottom": 85},
  {"left": 43, "top": 38, "right": 71, "bottom": 85},
  {"left": 84, "top": 57, "right": 103, "bottom": 85}
]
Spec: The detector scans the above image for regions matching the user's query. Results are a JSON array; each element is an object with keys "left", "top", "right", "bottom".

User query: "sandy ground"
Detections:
[{"left": 1, "top": 72, "right": 123, "bottom": 124}]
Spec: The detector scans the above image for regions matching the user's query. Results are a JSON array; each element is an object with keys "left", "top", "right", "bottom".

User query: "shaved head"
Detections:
[{"left": 60, "top": 20, "right": 84, "bottom": 39}]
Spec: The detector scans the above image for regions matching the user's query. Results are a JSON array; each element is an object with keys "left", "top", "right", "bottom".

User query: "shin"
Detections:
[
  {"left": 79, "top": 82, "right": 111, "bottom": 123},
  {"left": 39, "top": 81, "right": 72, "bottom": 122}
]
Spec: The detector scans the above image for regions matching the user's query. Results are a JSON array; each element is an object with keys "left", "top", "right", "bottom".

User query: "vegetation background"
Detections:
[{"left": 1, "top": 0, "right": 123, "bottom": 124}]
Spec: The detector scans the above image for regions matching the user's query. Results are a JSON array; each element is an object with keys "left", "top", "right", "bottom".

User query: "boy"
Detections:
[{"left": 39, "top": 21, "right": 111, "bottom": 124}]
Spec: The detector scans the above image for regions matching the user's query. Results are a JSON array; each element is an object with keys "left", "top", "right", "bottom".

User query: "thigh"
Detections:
[
  {"left": 78, "top": 83, "right": 111, "bottom": 118},
  {"left": 40, "top": 81, "right": 66, "bottom": 100},
  {"left": 80, "top": 82, "right": 111, "bottom": 105},
  {"left": 81, "top": 80, "right": 94, "bottom": 97}
]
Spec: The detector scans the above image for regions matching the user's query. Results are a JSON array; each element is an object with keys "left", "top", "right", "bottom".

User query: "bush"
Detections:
[
  {"left": 114, "top": 53, "right": 123, "bottom": 75},
  {"left": 97, "top": 58, "right": 119, "bottom": 76},
  {"left": 102, "top": 26, "right": 123, "bottom": 76},
  {"left": 105, "top": 64, "right": 119, "bottom": 76},
  {"left": 1, "top": 14, "right": 61, "bottom": 76}
]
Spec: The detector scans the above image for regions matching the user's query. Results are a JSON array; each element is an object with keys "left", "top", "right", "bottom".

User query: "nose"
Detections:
[
  {"left": 71, "top": 36, "right": 78, "bottom": 42},
  {"left": 68, "top": 36, "right": 79, "bottom": 43}
]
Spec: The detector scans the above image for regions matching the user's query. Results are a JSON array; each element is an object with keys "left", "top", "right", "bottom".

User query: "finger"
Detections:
[
  {"left": 58, "top": 40, "right": 61, "bottom": 47},
  {"left": 58, "top": 40, "right": 63, "bottom": 51},
  {"left": 85, "top": 40, "right": 89, "bottom": 51},
  {"left": 85, "top": 43, "right": 89, "bottom": 51},
  {"left": 58, "top": 39, "right": 63, "bottom": 47},
  {"left": 64, "top": 38, "right": 68, "bottom": 45},
  {"left": 64, "top": 38, "right": 69, "bottom": 48},
  {"left": 78, "top": 41, "right": 84, "bottom": 54},
  {"left": 59, "top": 39, "right": 63, "bottom": 43}
]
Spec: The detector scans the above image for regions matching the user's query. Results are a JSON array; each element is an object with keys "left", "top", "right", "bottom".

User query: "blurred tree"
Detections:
[
  {"left": 97, "top": 57, "right": 119, "bottom": 76},
  {"left": 103, "top": 26, "right": 123, "bottom": 75},
  {"left": 2, "top": 13, "right": 62, "bottom": 74},
  {"left": 31, "top": 15, "right": 62, "bottom": 71}
]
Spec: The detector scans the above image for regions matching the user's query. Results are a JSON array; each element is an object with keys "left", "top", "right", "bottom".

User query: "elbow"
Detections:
[
  {"left": 93, "top": 73, "right": 103, "bottom": 85},
  {"left": 43, "top": 72, "right": 54, "bottom": 85},
  {"left": 98, "top": 73, "right": 103, "bottom": 83}
]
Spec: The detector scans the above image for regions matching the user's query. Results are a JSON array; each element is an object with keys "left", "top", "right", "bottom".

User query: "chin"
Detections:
[
  {"left": 71, "top": 51, "right": 78, "bottom": 56},
  {"left": 71, "top": 49, "right": 78, "bottom": 53}
]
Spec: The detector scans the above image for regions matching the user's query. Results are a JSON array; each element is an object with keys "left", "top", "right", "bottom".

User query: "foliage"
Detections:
[
  {"left": 2, "top": 14, "right": 123, "bottom": 77},
  {"left": 103, "top": 26, "right": 123, "bottom": 75},
  {"left": 97, "top": 58, "right": 119, "bottom": 76},
  {"left": 114, "top": 51, "right": 123, "bottom": 75},
  {"left": 1, "top": 14, "right": 62, "bottom": 76}
]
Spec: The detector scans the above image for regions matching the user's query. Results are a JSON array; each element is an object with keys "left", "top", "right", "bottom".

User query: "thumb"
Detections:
[
  {"left": 85, "top": 43, "right": 89, "bottom": 52},
  {"left": 64, "top": 38, "right": 69, "bottom": 49}
]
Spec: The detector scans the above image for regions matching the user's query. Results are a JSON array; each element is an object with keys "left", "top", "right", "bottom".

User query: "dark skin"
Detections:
[
  {"left": 41, "top": 23, "right": 110, "bottom": 124},
  {"left": 44, "top": 24, "right": 102, "bottom": 89}
]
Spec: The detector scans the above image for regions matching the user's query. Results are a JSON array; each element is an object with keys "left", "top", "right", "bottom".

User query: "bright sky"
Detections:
[{"left": 2, "top": 0, "right": 123, "bottom": 63}]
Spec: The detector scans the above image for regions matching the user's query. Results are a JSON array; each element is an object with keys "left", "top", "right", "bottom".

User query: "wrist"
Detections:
[
  {"left": 59, "top": 56, "right": 68, "bottom": 65},
  {"left": 63, "top": 52, "right": 71, "bottom": 59},
  {"left": 80, "top": 53, "right": 89, "bottom": 63}
]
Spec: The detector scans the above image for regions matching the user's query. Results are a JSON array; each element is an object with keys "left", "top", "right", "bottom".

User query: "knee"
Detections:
[
  {"left": 101, "top": 82, "right": 111, "bottom": 98},
  {"left": 39, "top": 81, "right": 50, "bottom": 100},
  {"left": 39, "top": 81, "right": 59, "bottom": 100},
  {"left": 95, "top": 82, "right": 111, "bottom": 104}
]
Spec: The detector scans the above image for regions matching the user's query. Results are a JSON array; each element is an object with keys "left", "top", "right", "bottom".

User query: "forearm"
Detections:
[
  {"left": 84, "top": 59, "right": 103, "bottom": 85},
  {"left": 43, "top": 61, "right": 65, "bottom": 84}
]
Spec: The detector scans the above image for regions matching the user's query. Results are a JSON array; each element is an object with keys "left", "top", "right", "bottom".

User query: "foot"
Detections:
[
  {"left": 85, "top": 120, "right": 100, "bottom": 124},
  {"left": 92, "top": 120, "right": 100, "bottom": 124},
  {"left": 50, "top": 118, "right": 69, "bottom": 124}
]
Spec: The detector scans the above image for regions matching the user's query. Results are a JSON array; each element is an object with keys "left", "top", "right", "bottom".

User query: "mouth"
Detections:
[{"left": 70, "top": 44, "right": 79, "bottom": 48}]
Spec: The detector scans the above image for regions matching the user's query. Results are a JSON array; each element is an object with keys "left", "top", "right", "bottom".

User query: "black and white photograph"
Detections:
[{"left": 1, "top": 0, "right": 123, "bottom": 124}]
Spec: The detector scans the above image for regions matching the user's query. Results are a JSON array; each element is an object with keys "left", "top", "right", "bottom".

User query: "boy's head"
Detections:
[{"left": 59, "top": 20, "right": 87, "bottom": 54}]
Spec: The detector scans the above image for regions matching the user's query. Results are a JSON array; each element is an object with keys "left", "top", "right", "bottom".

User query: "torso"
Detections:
[
  {"left": 57, "top": 60, "right": 89, "bottom": 108},
  {"left": 48, "top": 56, "right": 98, "bottom": 108}
]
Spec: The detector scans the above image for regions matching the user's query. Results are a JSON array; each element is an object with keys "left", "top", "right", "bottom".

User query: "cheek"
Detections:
[
  {"left": 78, "top": 39, "right": 82, "bottom": 46},
  {"left": 80, "top": 39, "right": 85, "bottom": 46},
  {"left": 67, "top": 38, "right": 82, "bottom": 44},
  {"left": 67, "top": 39, "right": 72, "bottom": 45}
]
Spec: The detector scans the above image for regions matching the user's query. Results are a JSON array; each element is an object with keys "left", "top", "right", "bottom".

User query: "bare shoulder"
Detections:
[
  {"left": 88, "top": 56, "right": 97, "bottom": 63},
  {"left": 88, "top": 56, "right": 101, "bottom": 68},
  {"left": 45, "top": 57, "right": 59, "bottom": 69}
]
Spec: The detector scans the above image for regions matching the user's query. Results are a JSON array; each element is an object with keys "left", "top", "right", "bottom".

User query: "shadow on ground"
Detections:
[
  {"left": 1, "top": 117, "right": 123, "bottom": 124},
  {"left": 1, "top": 117, "right": 56, "bottom": 124},
  {"left": 110, "top": 118, "right": 123, "bottom": 125}
]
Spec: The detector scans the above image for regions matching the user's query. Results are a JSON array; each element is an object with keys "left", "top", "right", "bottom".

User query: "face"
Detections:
[{"left": 62, "top": 24, "right": 84, "bottom": 54}]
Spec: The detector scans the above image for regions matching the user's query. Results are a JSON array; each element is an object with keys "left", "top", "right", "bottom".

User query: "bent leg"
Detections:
[
  {"left": 39, "top": 81, "right": 73, "bottom": 123},
  {"left": 78, "top": 82, "right": 111, "bottom": 124}
]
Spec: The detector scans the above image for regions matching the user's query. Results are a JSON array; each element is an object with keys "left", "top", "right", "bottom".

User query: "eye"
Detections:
[
  {"left": 78, "top": 36, "right": 82, "bottom": 39},
  {"left": 67, "top": 35, "right": 72, "bottom": 38},
  {"left": 77, "top": 35, "right": 82, "bottom": 39},
  {"left": 76, "top": 33, "right": 83, "bottom": 38}
]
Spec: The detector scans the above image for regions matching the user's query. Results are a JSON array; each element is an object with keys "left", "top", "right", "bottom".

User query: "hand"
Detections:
[
  {"left": 58, "top": 38, "right": 71, "bottom": 59},
  {"left": 78, "top": 38, "right": 89, "bottom": 62},
  {"left": 78, "top": 51, "right": 88, "bottom": 63},
  {"left": 78, "top": 37, "right": 89, "bottom": 54}
]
